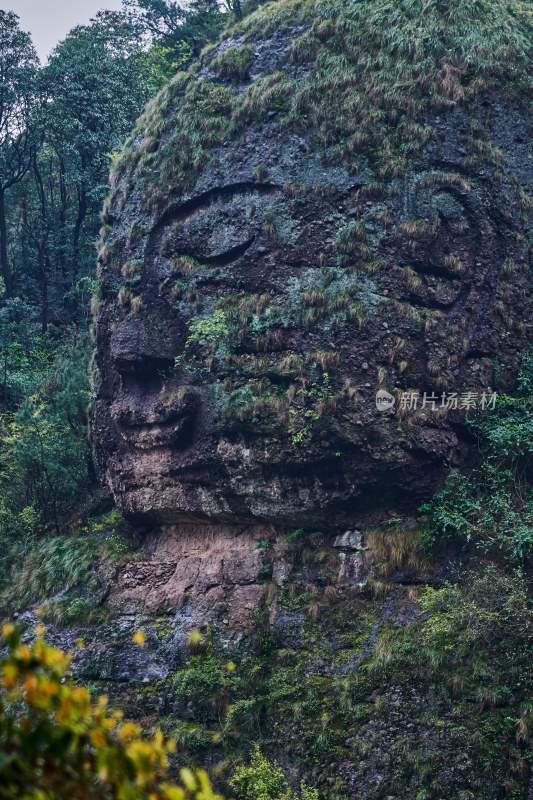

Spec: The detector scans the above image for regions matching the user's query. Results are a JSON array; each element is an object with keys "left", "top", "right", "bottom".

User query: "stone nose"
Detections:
[
  {"left": 110, "top": 316, "right": 144, "bottom": 363},
  {"left": 110, "top": 314, "right": 178, "bottom": 364}
]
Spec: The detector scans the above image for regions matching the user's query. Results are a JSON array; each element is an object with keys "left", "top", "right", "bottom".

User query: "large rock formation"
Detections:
[{"left": 94, "top": 0, "right": 533, "bottom": 529}]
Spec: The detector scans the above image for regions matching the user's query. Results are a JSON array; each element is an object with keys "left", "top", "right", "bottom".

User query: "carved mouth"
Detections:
[{"left": 119, "top": 412, "right": 196, "bottom": 450}]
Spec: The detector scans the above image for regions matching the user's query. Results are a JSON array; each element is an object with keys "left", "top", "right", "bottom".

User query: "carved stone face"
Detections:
[{"left": 94, "top": 23, "right": 532, "bottom": 529}]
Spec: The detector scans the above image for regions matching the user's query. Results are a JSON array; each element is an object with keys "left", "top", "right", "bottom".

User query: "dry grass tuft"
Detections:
[{"left": 365, "top": 528, "right": 430, "bottom": 579}]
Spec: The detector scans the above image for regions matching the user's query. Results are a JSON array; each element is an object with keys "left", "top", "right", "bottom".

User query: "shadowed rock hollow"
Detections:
[{"left": 94, "top": 0, "right": 533, "bottom": 530}]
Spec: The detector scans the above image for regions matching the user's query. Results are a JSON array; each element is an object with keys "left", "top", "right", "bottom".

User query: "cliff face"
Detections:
[
  {"left": 94, "top": 0, "right": 532, "bottom": 529},
  {"left": 5, "top": 4, "right": 533, "bottom": 798}
]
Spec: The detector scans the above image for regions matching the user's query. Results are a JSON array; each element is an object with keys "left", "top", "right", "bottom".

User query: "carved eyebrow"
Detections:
[{"left": 154, "top": 182, "right": 281, "bottom": 230}]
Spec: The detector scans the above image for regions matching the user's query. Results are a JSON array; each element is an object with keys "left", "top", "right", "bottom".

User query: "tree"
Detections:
[
  {"left": 0, "top": 298, "right": 39, "bottom": 403},
  {"left": 0, "top": 12, "right": 39, "bottom": 298},
  {"left": 41, "top": 12, "right": 151, "bottom": 272},
  {"left": 0, "top": 624, "right": 225, "bottom": 800},
  {"left": 1, "top": 328, "right": 92, "bottom": 534},
  {"left": 124, "top": 0, "right": 225, "bottom": 74},
  {"left": 123, "top": 0, "right": 188, "bottom": 43},
  {"left": 0, "top": 12, "right": 158, "bottom": 537},
  {"left": 224, "top": 0, "right": 243, "bottom": 21}
]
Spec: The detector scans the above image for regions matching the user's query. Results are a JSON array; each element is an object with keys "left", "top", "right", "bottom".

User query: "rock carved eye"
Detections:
[
  {"left": 149, "top": 182, "right": 282, "bottom": 277},
  {"left": 432, "top": 190, "right": 468, "bottom": 222}
]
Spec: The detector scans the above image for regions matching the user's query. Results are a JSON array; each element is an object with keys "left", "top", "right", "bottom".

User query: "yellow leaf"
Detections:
[
  {"left": 73, "top": 686, "right": 90, "bottom": 705},
  {"left": 2, "top": 623, "right": 15, "bottom": 637},
  {"left": 3, "top": 664, "right": 17, "bottom": 690},
  {"left": 90, "top": 729, "right": 106, "bottom": 748},
  {"left": 188, "top": 630, "right": 202, "bottom": 645},
  {"left": 24, "top": 676, "right": 38, "bottom": 694},
  {"left": 118, "top": 721, "right": 141, "bottom": 742},
  {"left": 163, "top": 787, "right": 185, "bottom": 800},
  {"left": 133, "top": 630, "right": 146, "bottom": 646},
  {"left": 19, "top": 645, "right": 32, "bottom": 662},
  {"left": 197, "top": 770, "right": 214, "bottom": 793},
  {"left": 43, "top": 680, "right": 59, "bottom": 698},
  {"left": 180, "top": 768, "right": 197, "bottom": 792}
]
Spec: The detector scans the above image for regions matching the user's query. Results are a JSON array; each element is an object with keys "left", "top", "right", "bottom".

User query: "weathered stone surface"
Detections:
[
  {"left": 93, "top": 1, "right": 533, "bottom": 531},
  {"left": 337, "top": 552, "right": 367, "bottom": 587},
  {"left": 333, "top": 530, "right": 364, "bottom": 550},
  {"left": 108, "top": 522, "right": 284, "bottom": 632}
]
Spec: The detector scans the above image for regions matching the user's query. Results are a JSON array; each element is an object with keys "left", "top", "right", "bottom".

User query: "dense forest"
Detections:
[
  {"left": 0, "top": 0, "right": 261, "bottom": 546},
  {"left": 1, "top": 0, "right": 533, "bottom": 798}
]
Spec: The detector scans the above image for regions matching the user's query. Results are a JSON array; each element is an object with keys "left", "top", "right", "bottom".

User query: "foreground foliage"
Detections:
[{"left": 0, "top": 625, "right": 224, "bottom": 800}]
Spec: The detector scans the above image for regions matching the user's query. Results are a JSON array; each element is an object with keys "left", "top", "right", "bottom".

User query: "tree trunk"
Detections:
[
  {"left": 58, "top": 154, "right": 68, "bottom": 274},
  {"left": 32, "top": 158, "right": 50, "bottom": 333},
  {"left": 38, "top": 250, "right": 49, "bottom": 334},
  {"left": 72, "top": 184, "right": 87, "bottom": 267},
  {"left": 0, "top": 189, "right": 13, "bottom": 298}
]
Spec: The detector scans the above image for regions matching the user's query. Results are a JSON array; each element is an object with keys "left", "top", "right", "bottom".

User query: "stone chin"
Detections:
[{"left": 99, "top": 392, "right": 465, "bottom": 530}]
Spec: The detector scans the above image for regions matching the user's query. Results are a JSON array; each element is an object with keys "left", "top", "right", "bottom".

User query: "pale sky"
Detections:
[{"left": 4, "top": 0, "right": 125, "bottom": 63}]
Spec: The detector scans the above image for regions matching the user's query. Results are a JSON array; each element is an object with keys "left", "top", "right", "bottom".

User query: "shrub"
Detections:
[
  {"left": 0, "top": 625, "right": 224, "bottom": 800},
  {"left": 369, "top": 565, "right": 533, "bottom": 702},
  {"left": 174, "top": 310, "right": 229, "bottom": 372},
  {"left": 421, "top": 352, "right": 533, "bottom": 560},
  {"left": 173, "top": 655, "right": 231, "bottom": 721},
  {"left": 230, "top": 745, "right": 318, "bottom": 800}
]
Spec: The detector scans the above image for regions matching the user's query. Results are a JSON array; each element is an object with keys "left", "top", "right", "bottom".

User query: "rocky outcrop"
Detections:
[
  {"left": 109, "top": 523, "right": 281, "bottom": 631},
  {"left": 93, "top": 0, "right": 532, "bottom": 529},
  {"left": 15, "top": 526, "right": 530, "bottom": 800}
]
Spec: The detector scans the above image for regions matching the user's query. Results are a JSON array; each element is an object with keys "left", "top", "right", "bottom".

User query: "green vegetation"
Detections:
[
  {"left": 110, "top": 0, "right": 532, "bottom": 219},
  {"left": 0, "top": 327, "right": 92, "bottom": 538},
  {"left": 213, "top": 44, "right": 253, "bottom": 81},
  {"left": 290, "top": 371, "right": 334, "bottom": 445},
  {"left": 422, "top": 353, "right": 533, "bottom": 560},
  {"left": 230, "top": 746, "right": 318, "bottom": 800},
  {"left": 0, "top": 624, "right": 225, "bottom": 800},
  {"left": 0, "top": 9, "right": 154, "bottom": 548},
  {"left": 368, "top": 566, "right": 533, "bottom": 798},
  {"left": 0, "top": 508, "right": 139, "bottom": 625},
  {"left": 174, "top": 309, "right": 230, "bottom": 372}
]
